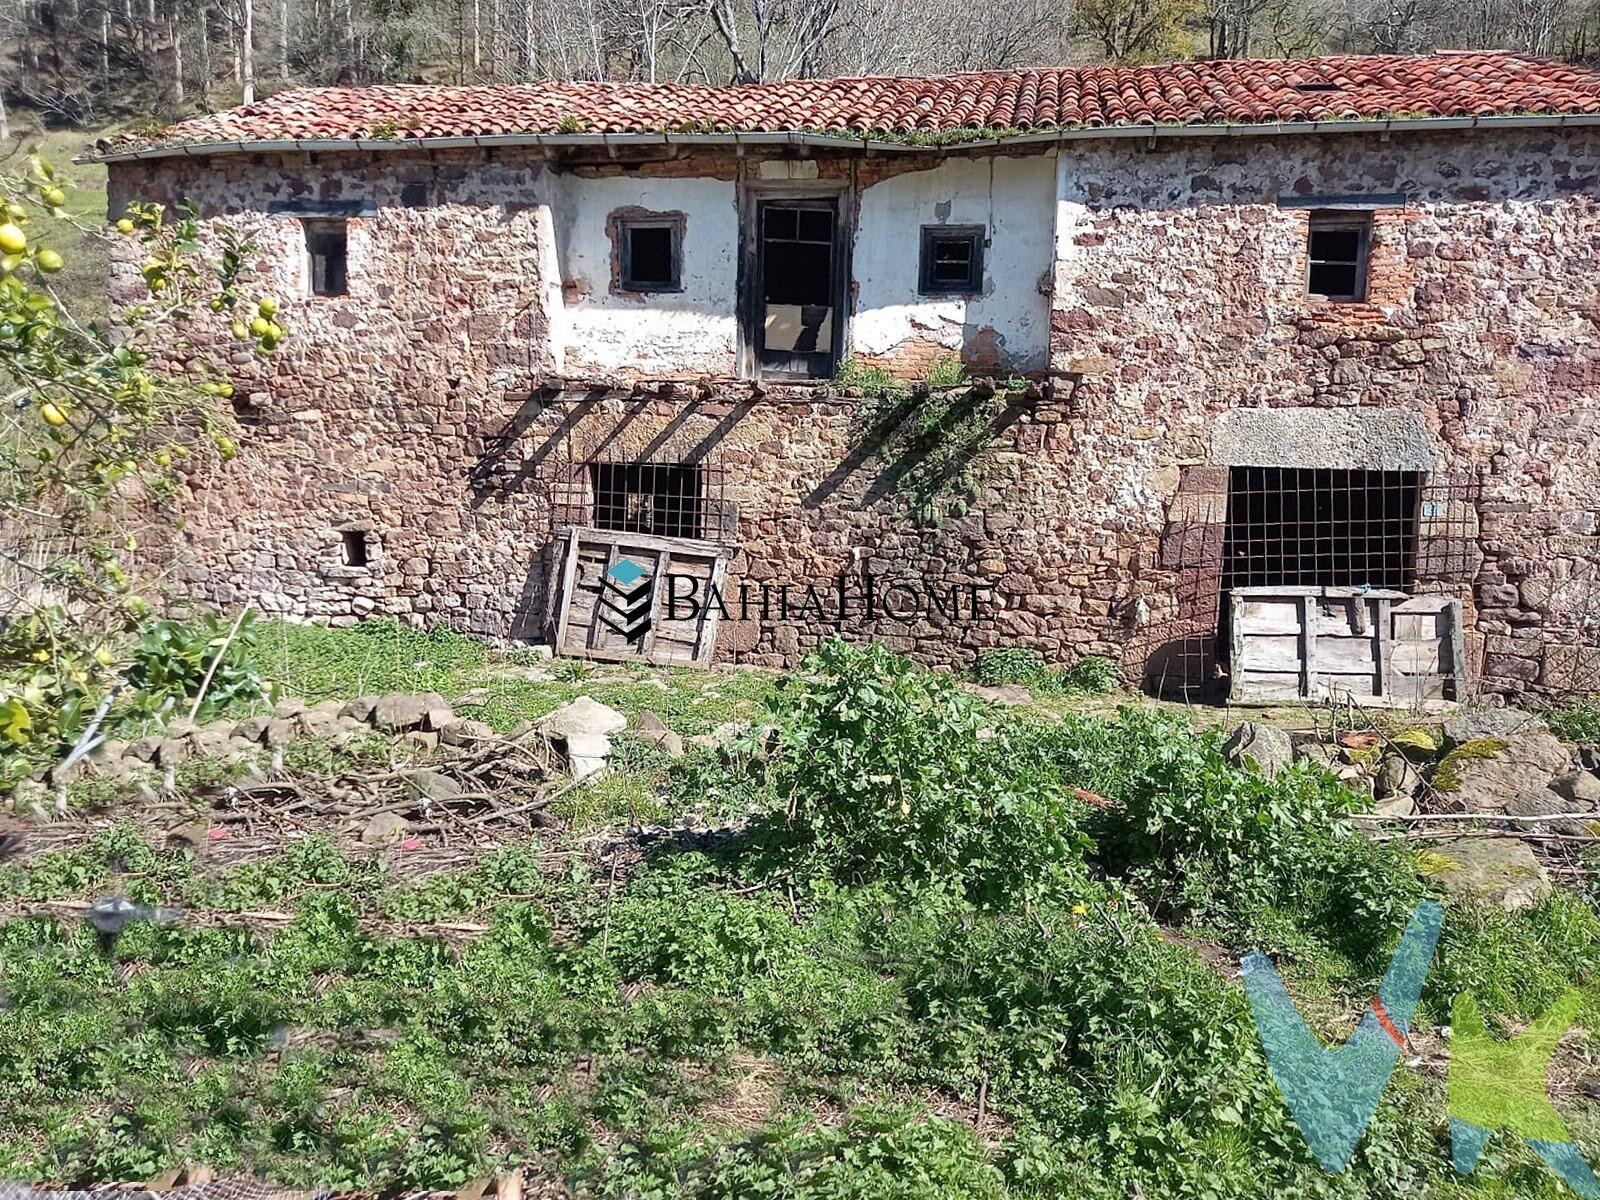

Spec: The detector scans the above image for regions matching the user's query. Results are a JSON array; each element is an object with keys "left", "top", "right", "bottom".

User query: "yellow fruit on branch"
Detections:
[
  {"left": 258, "top": 296, "right": 280, "bottom": 316},
  {"left": 42, "top": 186, "right": 66, "bottom": 208},
  {"left": 0, "top": 223, "right": 28, "bottom": 255},
  {"left": 39, "top": 401, "right": 68, "bottom": 426},
  {"left": 35, "top": 249, "right": 63, "bottom": 273},
  {"left": 115, "top": 217, "right": 135, "bottom": 234},
  {"left": 249, "top": 316, "right": 270, "bottom": 337}
]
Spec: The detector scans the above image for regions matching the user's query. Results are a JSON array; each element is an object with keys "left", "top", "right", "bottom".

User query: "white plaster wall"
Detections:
[
  {"left": 851, "top": 154, "right": 1057, "bottom": 373},
  {"left": 549, "top": 174, "right": 740, "bottom": 376}
]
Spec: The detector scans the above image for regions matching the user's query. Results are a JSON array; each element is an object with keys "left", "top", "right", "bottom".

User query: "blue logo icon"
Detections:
[{"left": 600, "top": 558, "right": 653, "bottom": 644}]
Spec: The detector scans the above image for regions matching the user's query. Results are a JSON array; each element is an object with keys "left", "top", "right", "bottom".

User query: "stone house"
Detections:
[{"left": 99, "top": 51, "right": 1600, "bottom": 698}]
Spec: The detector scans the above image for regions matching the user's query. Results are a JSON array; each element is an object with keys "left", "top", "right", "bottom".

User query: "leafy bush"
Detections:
[
  {"left": 1021, "top": 707, "right": 1423, "bottom": 962},
  {"left": 1, "top": 608, "right": 264, "bottom": 782},
  {"left": 975, "top": 648, "right": 1121, "bottom": 696},
  {"left": 770, "top": 639, "right": 1089, "bottom": 906},
  {"left": 1540, "top": 697, "right": 1600, "bottom": 744},
  {"left": 1057, "top": 654, "right": 1120, "bottom": 695},
  {"left": 124, "top": 611, "right": 266, "bottom": 721},
  {"left": 975, "top": 647, "right": 1050, "bottom": 688},
  {"left": 833, "top": 355, "right": 902, "bottom": 395}
]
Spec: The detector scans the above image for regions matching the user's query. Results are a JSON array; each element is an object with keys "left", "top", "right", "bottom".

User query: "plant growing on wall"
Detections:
[
  {"left": 846, "top": 356, "right": 1010, "bottom": 528},
  {"left": 0, "top": 155, "right": 280, "bottom": 783}
]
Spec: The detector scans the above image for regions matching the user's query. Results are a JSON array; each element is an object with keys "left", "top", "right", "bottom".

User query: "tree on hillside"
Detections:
[
  {"left": 1075, "top": 0, "right": 1204, "bottom": 61},
  {"left": 3, "top": 0, "right": 1600, "bottom": 130}
]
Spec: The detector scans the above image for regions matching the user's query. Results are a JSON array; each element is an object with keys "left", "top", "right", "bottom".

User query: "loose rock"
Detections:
[
  {"left": 1418, "top": 837, "right": 1551, "bottom": 911},
  {"left": 1431, "top": 733, "right": 1572, "bottom": 813},
  {"left": 1222, "top": 721, "right": 1294, "bottom": 778},
  {"left": 1374, "top": 753, "right": 1421, "bottom": 801},
  {"left": 565, "top": 730, "right": 612, "bottom": 781},
  {"left": 440, "top": 719, "right": 494, "bottom": 747},
  {"left": 231, "top": 716, "right": 271, "bottom": 745},
  {"left": 1442, "top": 708, "right": 1547, "bottom": 747},
  {"left": 538, "top": 696, "right": 628, "bottom": 740},
  {"left": 339, "top": 696, "right": 379, "bottom": 723},
  {"left": 406, "top": 769, "right": 465, "bottom": 803},
  {"left": 360, "top": 811, "right": 410, "bottom": 844},
  {"left": 372, "top": 692, "right": 450, "bottom": 733}
]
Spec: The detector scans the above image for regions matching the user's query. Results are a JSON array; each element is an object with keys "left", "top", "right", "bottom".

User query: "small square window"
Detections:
[
  {"left": 620, "top": 220, "right": 682, "bottom": 292},
  {"left": 919, "top": 225, "right": 984, "bottom": 295},
  {"left": 303, "top": 218, "right": 348, "bottom": 297},
  {"left": 1306, "top": 213, "right": 1370, "bottom": 301}
]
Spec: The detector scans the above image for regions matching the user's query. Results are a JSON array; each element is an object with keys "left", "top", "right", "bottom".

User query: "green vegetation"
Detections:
[
  {"left": 1541, "top": 696, "right": 1600, "bottom": 745},
  {"left": 975, "top": 647, "right": 1122, "bottom": 696},
  {"left": 1, "top": 635, "right": 1595, "bottom": 1195}
]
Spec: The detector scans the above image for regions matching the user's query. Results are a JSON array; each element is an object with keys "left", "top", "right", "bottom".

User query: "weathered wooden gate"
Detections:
[
  {"left": 1229, "top": 586, "right": 1465, "bottom": 706},
  {"left": 550, "top": 527, "right": 731, "bottom": 667}
]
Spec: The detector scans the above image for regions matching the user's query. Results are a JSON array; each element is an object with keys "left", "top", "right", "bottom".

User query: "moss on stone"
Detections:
[{"left": 1431, "top": 737, "right": 1509, "bottom": 794}]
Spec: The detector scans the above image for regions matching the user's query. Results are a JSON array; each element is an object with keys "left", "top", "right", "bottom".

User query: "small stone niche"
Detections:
[{"left": 341, "top": 529, "right": 371, "bottom": 568}]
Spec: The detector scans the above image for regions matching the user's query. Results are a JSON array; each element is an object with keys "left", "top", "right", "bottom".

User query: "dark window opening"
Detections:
[
  {"left": 400, "top": 182, "right": 429, "bottom": 208},
  {"left": 304, "top": 218, "right": 348, "bottom": 297},
  {"left": 1306, "top": 212, "right": 1369, "bottom": 301},
  {"left": 591, "top": 463, "right": 705, "bottom": 540},
  {"left": 762, "top": 205, "right": 834, "bottom": 306},
  {"left": 1221, "top": 467, "right": 1421, "bottom": 594},
  {"left": 340, "top": 529, "right": 370, "bottom": 568},
  {"left": 918, "top": 225, "right": 984, "bottom": 294},
  {"left": 620, "top": 220, "right": 681, "bottom": 292}
]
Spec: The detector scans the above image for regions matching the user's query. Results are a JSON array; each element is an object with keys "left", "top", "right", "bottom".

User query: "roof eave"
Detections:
[{"left": 87, "top": 111, "right": 1600, "bottom": 163}]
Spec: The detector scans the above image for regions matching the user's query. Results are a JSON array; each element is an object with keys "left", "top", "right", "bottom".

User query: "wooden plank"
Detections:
[
  {"left": 1393, "top": 640, "right": 1442, "bottom": 675},
  {"left": 1238, "top": 599, "right": 1302, "bottom": 635},
  {"left": 1374, "top": 596, "right": 1391, "bottom": 698},
  {"left": 1300, "top": 594, "right": 1316, "bottom": 700},
  {"left": 564, "top": 524, "right": 733, "bottom": 558},
  {"left": 1228, "top": 591, "right": 1246, "bottom": 703},
  {"left": 1446, "top": 597, "right": 1468, "bottom": 702},
  {"left": 551, "top": 530, "right": 582, "bottom": 656},
  {"left": 1236, "top": 671, "right": 1305, "bottom": 701},
  {"left": 1309, "top": 601, "right": 1383, "bottom": 638},
  {"left": 696, "top": 552, "right": 731, "bottom": 667},
  {"left": 1393, "top": 611, "right": 1445, "bottom": 641},
  {"left": 1241, "top": 633, "right": 1304, "bottom": 673}
]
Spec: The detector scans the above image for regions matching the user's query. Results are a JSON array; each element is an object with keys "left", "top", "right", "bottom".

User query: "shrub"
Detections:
[
  {"left": 124, "top": 611, "right": 266, "bottom": 721},
  {"left": 769, "top": 639, "right": 1089, "bottom": 906},
  {"left": 1057, "top": 654, "right": 1121, "bottom": 695},
  {"left": 1540, "top": 697, "right": 1600, "bottom": 744},
  {"left": 1020, "top": 707, "right": 1424, "bottom": 962},
  {"left": 973, "top": 648, "right": 1121, "bottom": 696},
  {"left": 975, "top": 647, "right": 1050, "bottom": 688}
]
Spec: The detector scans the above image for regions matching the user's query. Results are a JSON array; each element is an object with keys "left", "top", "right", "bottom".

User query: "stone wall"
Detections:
[
  {"left": 1047, "top": 127, "right": 1600, "bottom": 697},
  {"left": 108, "top": 126, "right": 1600, "bottom": 694}
]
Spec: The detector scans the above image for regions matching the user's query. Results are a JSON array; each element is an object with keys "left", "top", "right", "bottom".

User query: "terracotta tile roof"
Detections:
[{"left": 104, "top": 52, "right": 1600, "bottom": 155}]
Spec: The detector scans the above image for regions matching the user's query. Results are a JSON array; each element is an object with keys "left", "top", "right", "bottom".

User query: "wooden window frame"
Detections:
[
  {"left": 619, "top": 217, "right": 684, "bottom": 293},
  {"left": 1304, "top": 212, "right": 1371, "bottom": 303},
  {"left": 918, "top": 225, "right": 985, "bottom": 296}
]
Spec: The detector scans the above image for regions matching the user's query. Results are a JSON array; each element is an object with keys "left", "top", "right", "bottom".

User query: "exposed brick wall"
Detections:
[{"left": 109, "top": 129, "right": 1600, "bottom": 695}]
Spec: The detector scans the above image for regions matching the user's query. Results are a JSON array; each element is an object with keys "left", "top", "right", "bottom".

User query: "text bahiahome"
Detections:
[{"left": 99, "top": 52, "right": 1600, "bottom": 704}]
